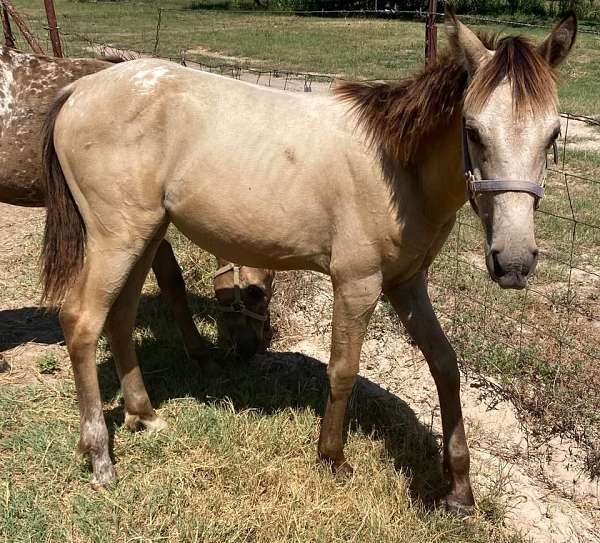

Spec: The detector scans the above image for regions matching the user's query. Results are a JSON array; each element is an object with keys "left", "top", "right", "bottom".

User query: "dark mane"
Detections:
[{"left": 335, "top": 34, "right": 557, "bottom": 164}]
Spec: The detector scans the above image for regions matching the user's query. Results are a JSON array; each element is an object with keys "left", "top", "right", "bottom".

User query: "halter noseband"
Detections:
[
  {"left": 213, "top": 263, "right": 268, "bottom": 323},
  {"left": 462, "top": 119, "right": 557, "bottom": 212}
]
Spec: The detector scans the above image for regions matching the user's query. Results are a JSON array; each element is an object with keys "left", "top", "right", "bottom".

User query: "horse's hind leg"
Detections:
[
  {"left": 106, "top": 234, "right": 169, "bottom": 433},
  {"left": 151, "top": 239, "right": 205, "bottom": 361},
  {"left": 60, "top": 236, "right": 160, "bottom": 488}
]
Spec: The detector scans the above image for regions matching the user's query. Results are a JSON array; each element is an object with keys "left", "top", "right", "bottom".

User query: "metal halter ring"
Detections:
[
  {"left": 462, "top": 119, "right": 557, "bottom": 212},
  {"left": 213, "top": 263, "right": 268, "bottom": 323}
]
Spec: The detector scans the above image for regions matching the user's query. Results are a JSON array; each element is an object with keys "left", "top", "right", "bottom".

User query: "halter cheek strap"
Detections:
[
  {"left": 213, "top": 263, "right": 268, "bottom": 323},
  {"left": 462, "top": 119, "right": 555, "bottom": 212}
]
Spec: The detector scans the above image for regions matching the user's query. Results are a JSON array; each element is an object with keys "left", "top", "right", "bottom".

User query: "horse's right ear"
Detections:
[
  {"left": 538, "top": 11, "right": 577, "bottom": 67},
  {"left": 444, "top": 5, "right": 491, "bottom": 75}
]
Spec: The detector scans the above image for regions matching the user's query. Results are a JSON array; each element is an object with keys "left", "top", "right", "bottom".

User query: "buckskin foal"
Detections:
[
  {"left": 0, "top": 47, "right": 272, "bottom": 358},
  {"left": 39, "top": 10, "right": 576, "bottom": 511}
]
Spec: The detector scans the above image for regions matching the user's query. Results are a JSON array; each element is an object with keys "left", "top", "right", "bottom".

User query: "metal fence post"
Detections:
[
  {"left": 153, "top": 8, "right": 162, "bottom": 56},
  {"left": 43, "top": 0, "right": 63, "bottom": 57},
  {"left": 425, "top": 0, "right": 437, "bottom": 64}
]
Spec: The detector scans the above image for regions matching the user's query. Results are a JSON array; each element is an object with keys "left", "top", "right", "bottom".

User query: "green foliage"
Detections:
[
  {"left": 36, "top": 354, "right": 59, "bottom": 375},
  {"left": 185, "top": 0, "right": 600, "bottom": 20}
]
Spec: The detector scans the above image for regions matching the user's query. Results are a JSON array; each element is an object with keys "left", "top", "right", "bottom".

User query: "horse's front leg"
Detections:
[
  {"left": 318, "top": 273, "right": 381, "bottom": 473},
  {"left": 151, "top": 239, "right": 205, "bottom": 361},
  {"left": 386, "top": 272, "right": 475, "bottom": 514}
]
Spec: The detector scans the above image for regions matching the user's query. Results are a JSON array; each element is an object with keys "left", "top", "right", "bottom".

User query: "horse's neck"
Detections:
[{"left": 416, "top": 112, "right": 467, "bottom": 222}]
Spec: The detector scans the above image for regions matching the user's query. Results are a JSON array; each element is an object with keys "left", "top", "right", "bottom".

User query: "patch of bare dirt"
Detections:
[
  {"left": 561, "top": 117, "right": 600, "bottom": 152},
  {"left": 186, "top": 46, "right": 258, "bottom": 65}
]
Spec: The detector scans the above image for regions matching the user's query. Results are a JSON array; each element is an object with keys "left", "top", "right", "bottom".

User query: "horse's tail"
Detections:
[{"left": 41, "top": 86, "right": 85, "bottom": 306}]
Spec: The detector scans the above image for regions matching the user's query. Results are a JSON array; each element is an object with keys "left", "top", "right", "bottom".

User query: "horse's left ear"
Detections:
[
  {"left": 444, "top": 5, "right": 491, "bottom": 75},
  {"left": 538, "top": 11, "right": 577, "bottom": 67}
]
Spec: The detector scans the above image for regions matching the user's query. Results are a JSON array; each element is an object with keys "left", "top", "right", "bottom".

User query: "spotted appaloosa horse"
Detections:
[{"left": 0, "top": 47, "right": 273, "bottom": 358}]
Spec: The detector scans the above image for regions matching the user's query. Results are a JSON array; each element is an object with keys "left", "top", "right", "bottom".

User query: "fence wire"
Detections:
[{"left": 4, "top": 7, "right": 600, "bottom": 462}]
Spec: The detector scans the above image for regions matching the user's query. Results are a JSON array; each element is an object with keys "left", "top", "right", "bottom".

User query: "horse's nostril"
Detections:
[{"left": 491, "top": 250, "right": 505, "bottom": 277}]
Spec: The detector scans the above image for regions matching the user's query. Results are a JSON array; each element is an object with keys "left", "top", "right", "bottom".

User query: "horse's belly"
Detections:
[{"left": 166, "top": 179, "right": 331, "bottom": 272}]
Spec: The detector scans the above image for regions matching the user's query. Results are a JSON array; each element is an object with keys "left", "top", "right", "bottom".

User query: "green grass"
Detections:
[
  {"left": 16, "top": 1, "right": 600, "bottom": 114},
  {"left": 36, "top": 353, "right": 60, "bottom": 374},
  {"left": 0, "top": 298, "right": 521, "bottom": 543}
]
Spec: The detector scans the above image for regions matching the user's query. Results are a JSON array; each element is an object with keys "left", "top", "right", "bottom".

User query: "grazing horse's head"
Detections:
[
  {"left": 445, "top": 10, "right": 577, "bottom": 289},
  {"left": 213, "top": 262, "right": 275, "bottom": 358}
]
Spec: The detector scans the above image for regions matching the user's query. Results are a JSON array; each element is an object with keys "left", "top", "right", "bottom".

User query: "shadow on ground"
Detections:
[
  {"left": 100, "top": 293, "right": 446, "bottom": 506},
  {"left": 0, "top": 307, "right": 63, "bottom": 350},
  {"left": 1, "top": 292, "right": 446, "bottom": 505}
]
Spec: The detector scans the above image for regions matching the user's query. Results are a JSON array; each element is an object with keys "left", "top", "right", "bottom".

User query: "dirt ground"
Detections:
[{"left": 271, "top": 270, "right": 600, "bottom": 542}]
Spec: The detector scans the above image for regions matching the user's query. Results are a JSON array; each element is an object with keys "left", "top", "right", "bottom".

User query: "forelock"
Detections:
[{"left": 465, "top": 36, "right": 558, "bottom": 117}]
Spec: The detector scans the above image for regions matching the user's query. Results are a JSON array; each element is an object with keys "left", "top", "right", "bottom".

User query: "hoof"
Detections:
[
  {"left": 90, "top": 463, "right": 116, "bottom": 491},
  {"left": 444, "top": 497, "right": 475, "bottom": 518},
  {"left": 125, "top": 412, "right": 168, "bottom": 433},
  {"left": 0, "top": 356, "right": 10, "bottom": 373},
  {"left": 319, "top": 454, "right": 354, "bottom": 477},
  {"left": 143, "top": 416, "right": 168, "bottom": 433},
  {"left": 333, "top": 460, "right": 354, "bottom": 477}
]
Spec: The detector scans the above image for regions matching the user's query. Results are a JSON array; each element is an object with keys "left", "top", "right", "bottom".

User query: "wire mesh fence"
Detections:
[
  {"left": 3, "top": 5, "right": 600, "bottom": 463},
  {"left": 428, "top": 111, "right": 600, "bottom": 466}
]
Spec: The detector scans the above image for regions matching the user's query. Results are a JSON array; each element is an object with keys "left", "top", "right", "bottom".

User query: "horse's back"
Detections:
[{"left": 53, "top": 58, "right": 377, "bottom": 271}]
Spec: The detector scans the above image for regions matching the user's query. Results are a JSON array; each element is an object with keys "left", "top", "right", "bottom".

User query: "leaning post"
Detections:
[
  {"left": 425, "top": 0, "right": 438, "bottom": 64},
  {"left": 2, "top": 0, "right": 44, "bottom": 54},
  {"left": 1, "top": 3, "right": 15, "bottom": 48},
  {"left": 43, "top": 0, "right": 63, "bottom": 57}
]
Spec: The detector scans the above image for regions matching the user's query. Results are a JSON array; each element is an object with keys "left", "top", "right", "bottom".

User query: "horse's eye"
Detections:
[{"left": 466, "top": 127, "right": 482, "bottom": 145}]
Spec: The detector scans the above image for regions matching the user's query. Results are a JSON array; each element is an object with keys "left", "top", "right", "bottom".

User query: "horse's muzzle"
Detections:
[
  {"left": 496, "top": 270, "right": 528, "bottom": 290},
  {"left": 486, "top": 246, "right": 538, "bottom": 290}
]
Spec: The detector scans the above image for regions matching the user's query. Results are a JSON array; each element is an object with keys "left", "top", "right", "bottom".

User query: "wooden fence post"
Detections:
[
  {"left": 43, "top": 0, "right": 63, "bottom": 57},
  {"left": 1, "top": 0, "right": 44, "bottom": 55},
  {"left": 1, "top": 4, "right": 15, "bottom": 48},
  {"left": 425, "top": 0, "right": 437, "bottom": 64}
]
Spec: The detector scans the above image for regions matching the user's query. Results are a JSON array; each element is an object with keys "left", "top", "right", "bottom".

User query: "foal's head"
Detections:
[
  {"left": 446, "top": 10, "right": 576, "bottom": 289},
  {"left": 213, "top": 262, "right": 274, "bottom": 358}
]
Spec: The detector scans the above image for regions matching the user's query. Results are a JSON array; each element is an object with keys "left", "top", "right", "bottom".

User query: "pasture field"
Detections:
[
  {"left": 2, "top": 2, "right": 600, "bottom": 541},
  {"left": 16, "top": 0, "right": 600, "bottom": 114}
]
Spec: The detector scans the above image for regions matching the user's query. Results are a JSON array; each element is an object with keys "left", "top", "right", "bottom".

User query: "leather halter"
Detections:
[
  {"left": 462, "top": 119, "right": 557, "bottom": 212},
  {"left": 213, "top": 263, "right": 268, "bottom": 323}
]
